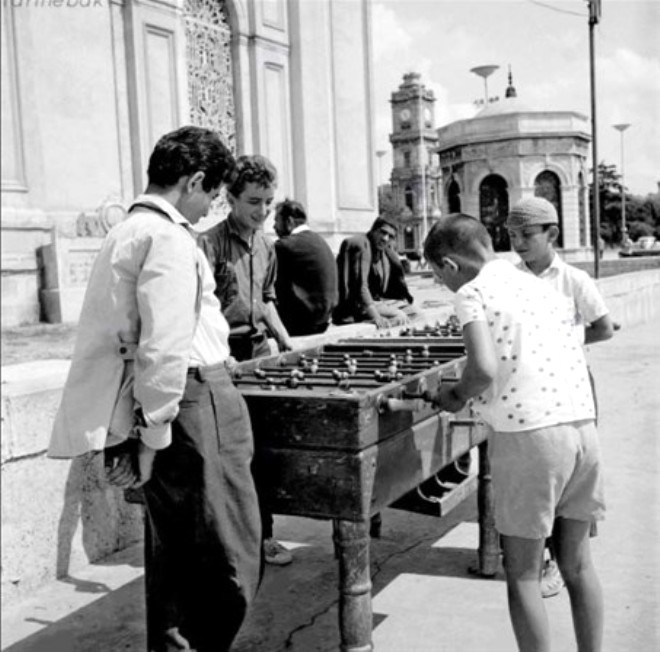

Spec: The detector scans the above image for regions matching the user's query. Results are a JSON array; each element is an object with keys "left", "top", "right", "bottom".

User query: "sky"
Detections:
[{"left": 371, "top": 0, "right": 660, "bottom": 196}]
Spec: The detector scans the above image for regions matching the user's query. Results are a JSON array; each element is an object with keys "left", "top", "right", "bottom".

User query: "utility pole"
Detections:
[{"left": 588, "top": 0, "right": 601, "bottom": 277}]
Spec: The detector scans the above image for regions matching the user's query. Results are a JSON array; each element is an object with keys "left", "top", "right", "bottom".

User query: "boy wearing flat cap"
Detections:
[
  {"left": 507, "top": 196, "right": 614, "bottom": 349},
  {"left": 506, "top": 196, "right": 614, "bottom": 599}
]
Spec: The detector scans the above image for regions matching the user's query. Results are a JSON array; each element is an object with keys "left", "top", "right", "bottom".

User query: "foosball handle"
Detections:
[{"left": 377, "top": 396, "right": 421, "bottom": 413}]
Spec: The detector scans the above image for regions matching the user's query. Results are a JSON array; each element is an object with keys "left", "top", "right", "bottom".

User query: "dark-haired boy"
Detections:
[
  {"left": 49, "top": 126, "right": 261, "bottom": 652},
  {"left": 200, "top": 155, "right": 293, "bottom": 566},
  {"left": 273, "top": 198, "right": 338, "bottom": 336},
  {"left": 424, "top": 213, "right": 605, "bottom": 652}
]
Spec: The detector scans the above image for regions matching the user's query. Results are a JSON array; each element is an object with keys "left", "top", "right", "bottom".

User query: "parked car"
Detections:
[{"left": 619, "top": 236, "right": 660, "bottom": 257}]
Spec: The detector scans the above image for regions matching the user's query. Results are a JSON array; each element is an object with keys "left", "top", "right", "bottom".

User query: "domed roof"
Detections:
[{"left": 474, "top": 96, "right": 534, "bottom": 117}]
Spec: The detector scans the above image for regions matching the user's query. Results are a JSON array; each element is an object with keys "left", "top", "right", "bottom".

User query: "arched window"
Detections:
[
  {"left": 534, "top": 170, "right": 563, "bottom": 247},
  {"left": 479, "top": 174, "right": 510, "bottom": 251},
  {"left": 448, "top": 179, "right": 461, "bottom": 213},
  {"left": 404, "top": 225, "right": 415, "bottom": 251},
  {"left": 578, "top": 172, "right": 587, "bottom": 247},
  {"left": 404, "top": 184, "right": 414, "bottom": 211}
]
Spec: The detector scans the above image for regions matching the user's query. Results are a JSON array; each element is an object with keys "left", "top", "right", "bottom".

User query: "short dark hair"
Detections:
[
  {"left": 424, "top": 213, "right": 493, "bottom": 264},
  {"left": 226, "top": 155, "right": 278, "bottom": 198},
  {"left": 276, "top": 198, "right": 307, "bottom": 225},
  {"left": 147, "top": 126, "right": 235, "bottom": 192},
  {"left": 370, "top": 216, "right": 398, "bottom": 234}
]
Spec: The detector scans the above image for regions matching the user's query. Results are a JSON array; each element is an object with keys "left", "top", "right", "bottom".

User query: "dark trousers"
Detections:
[
  {"left": 143, "top": 364, "right": 262, "bottom": 652},
  {"left": 228, "top": 332, "right": 276, "bottom": 541}
]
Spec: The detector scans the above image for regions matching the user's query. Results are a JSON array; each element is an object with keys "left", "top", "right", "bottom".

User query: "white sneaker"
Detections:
[
  {"left": 541, "top": 560, "right": 564, "bottom": 598},
  {"left": 263, "top": 538, "right": 293, "bottom": 566}
]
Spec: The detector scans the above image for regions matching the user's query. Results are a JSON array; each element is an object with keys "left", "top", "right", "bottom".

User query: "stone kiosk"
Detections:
[{"left": 435, "top": 82, "right": 592, "bottom": 259}]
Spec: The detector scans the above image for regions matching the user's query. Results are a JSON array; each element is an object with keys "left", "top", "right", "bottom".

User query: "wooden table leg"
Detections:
[
  {"left": 477, "top": 439, "right": 499, "bottom": 577},
  {"left": 332, "top": 519, "right": 374, "bottom": 652}
]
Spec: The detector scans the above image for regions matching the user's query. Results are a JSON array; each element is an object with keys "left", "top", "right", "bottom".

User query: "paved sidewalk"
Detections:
[{"left": 2, "top": 318, "right": 659, "bottom": 651}]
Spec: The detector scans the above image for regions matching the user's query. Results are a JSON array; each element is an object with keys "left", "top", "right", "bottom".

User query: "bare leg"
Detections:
[
  {"left": 553, "top": 517, "right": 603, "bottom": 652},
  {"left": 501, "top": 534, "right": 550, "bottom": 652}
]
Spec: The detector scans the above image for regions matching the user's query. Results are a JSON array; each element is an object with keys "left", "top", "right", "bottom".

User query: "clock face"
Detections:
[{"left": 399, "top": 108, "right": 411, "bottom": 122}]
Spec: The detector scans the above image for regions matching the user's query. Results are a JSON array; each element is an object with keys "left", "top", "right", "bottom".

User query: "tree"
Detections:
[
  {"left": 378, "top": 185, "right": 403, "bottom": 221},
  {"left": 590, "top": 161, "right": 660, "bottom": 244}
]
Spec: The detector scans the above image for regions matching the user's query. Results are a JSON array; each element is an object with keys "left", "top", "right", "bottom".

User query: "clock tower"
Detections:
[{"left": 388, "top": 73, "right": 442, "bottom": 253}]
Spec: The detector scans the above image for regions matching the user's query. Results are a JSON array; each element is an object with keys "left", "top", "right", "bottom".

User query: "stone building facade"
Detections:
[{"left": 1, "top": 0, "right": 377, "bottom": 326}]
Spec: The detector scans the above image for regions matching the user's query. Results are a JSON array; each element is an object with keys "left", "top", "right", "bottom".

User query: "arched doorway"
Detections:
[
  {"left": 448, "top": 179, "right": 461, "bottom": 213},
  {"left": 404, "top": 184, "right": 414, "bottom": 212},
  {"left": 534, "top": 170, "right": 563, "bottom": 247},
  {"left": 479, "top": 174, "right": 510, "bottom": 251}
]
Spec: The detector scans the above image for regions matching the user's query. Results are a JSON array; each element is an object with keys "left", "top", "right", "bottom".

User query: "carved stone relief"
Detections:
[
  {"left": 75, "top": 198, "right": 128, "bottom": 238},
  {"left": 183, "top": 0, "right": 236, "bottom": 221}
]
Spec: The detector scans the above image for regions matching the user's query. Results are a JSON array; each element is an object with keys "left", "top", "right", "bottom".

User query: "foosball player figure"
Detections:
[{"left": 424, "top": 213, "right": 605, "bottom": 652}]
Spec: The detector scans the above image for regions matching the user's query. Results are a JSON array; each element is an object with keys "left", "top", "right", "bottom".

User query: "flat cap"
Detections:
[{"left": 507, "top": 196, "right": 558, "bottom": 228}]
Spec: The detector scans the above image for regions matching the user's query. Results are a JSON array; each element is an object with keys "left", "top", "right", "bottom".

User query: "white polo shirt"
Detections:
[
  {"left": 454, "top": 259, "right": 595, "bottom": 433},
  {"left": 517, "top": 253, "right": 609, "bottom": 344}
]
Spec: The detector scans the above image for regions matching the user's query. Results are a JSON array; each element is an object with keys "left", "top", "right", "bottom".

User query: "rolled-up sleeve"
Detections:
[{"left": 262, "top": 245, "right": 278, "bottom": 303}]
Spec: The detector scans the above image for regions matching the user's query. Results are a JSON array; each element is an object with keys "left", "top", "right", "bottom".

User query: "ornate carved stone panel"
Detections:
[
  {"left": 184, "top": 0, "right": 235, "bottom": 145},
  {"left": 183, "top": 0, "right": 236, "bottom": 219}
]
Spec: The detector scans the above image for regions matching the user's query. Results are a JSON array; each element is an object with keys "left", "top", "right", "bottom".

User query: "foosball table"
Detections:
[{"left": 232, "top": 322, "right": 498, "bottom": 651}]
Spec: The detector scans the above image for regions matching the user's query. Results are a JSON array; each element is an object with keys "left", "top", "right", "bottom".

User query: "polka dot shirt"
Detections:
[{"left": 455, "top": 259, "right": 595, "bottom": 432}]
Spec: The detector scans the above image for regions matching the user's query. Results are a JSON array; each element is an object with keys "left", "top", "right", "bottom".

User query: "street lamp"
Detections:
[
  {"left": 613, "top": 123, "right": 631, "bottom": 246},
  {"left": 470, "top": 65, "right": 499, "bottom": 105}
]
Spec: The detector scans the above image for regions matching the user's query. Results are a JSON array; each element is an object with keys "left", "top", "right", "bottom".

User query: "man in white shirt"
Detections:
[{"left": 49, "top": 126, "right": 261, "bottom": 652}]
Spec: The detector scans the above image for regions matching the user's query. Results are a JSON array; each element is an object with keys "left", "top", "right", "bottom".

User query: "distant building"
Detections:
[
  {"left": 388, "top": 73, "right": 442, "bottom": 254},
  {"left": 435, "top": 73, "right": 592, "bottom": 258}
]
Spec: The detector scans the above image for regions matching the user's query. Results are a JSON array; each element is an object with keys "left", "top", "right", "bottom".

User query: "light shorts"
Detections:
[{"left": 489, "top": 419, "right": 606, "bottom": 539}]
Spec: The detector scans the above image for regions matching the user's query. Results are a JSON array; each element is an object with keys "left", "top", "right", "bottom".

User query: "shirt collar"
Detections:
[
  {"left": 226, "top": 214, "right": 255, "bottom": 248},
  {"left": 291, "top": 224, "right": 310, "bottom": 235},
  {"left": 132, "top": 193, "right": 190, "bottom": 227},
  {"left": 536, "top": 252, "right": 562, "bottom": 278},
  {"left": 518, "top": 251, "right": 562, "bottom": 278}
]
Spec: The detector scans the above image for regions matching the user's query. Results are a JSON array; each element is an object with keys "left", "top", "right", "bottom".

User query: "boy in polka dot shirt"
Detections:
[{"left": 424, "top": 213, "right": 605, "bottom": 652}]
